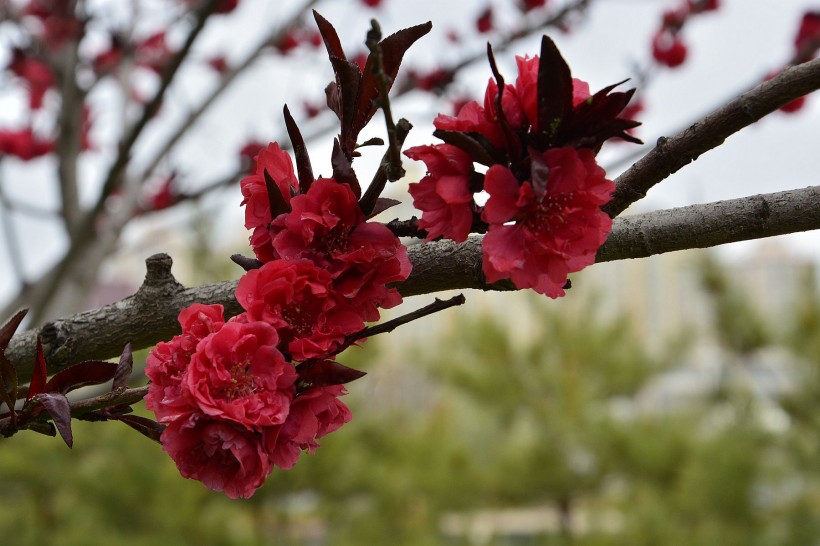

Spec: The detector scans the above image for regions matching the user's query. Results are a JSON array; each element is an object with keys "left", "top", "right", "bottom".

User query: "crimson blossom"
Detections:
[
  {"left": 235, "top": 259, "right": 365, "bottom": 360},
  {"left": 482, "top": 147, "right": 614, "bottom": 297},
  {"left": 146, "top": 302, "right": 356, "bottom": 498},
  {"left": 406, "top": 36, "right": 639, "bottom": 297},
  {"left": 268, "top": 178, "right": 411, "bottom": 321},
  {"left": 406, "top": 144, "right": 475, "bottom": 243}
]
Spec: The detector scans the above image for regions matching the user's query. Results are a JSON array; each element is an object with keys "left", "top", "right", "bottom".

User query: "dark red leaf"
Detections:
[
  {"left": 353, "top": 21, "right": 432, "bottom": 138},
  {"left": 366, "top": 197, "right": 401, "bottom": 219},
  {"left": 283, "top": 105, "right": 315, "bottom": 194},
  {"left": 26, "top": 338, "right": 47, "bottom": 402},
  {"left": 36, "top": 392, "right": 72, "bottom": 448},
  {"left": 325, "top": 81, "right": 343, "bottom": 120},
  {"left": 432, "top": 129, "right": 504, "bottom": 166},
  {"left": 537, "top": 35, "right": 573, "bottom": 138},
  {"left": 313, "top": 10, "right": 347, "bottom": 61},
  {"left": 0, "top": 308, "right": 27, "bottom": 353},
  {"left": 27, "top": 421, "right": 56, "bottom": 437},
  {"left": 114, "top": 414, "right": 165, "bottom": 443},
  {"left": 296, "top": 359, "right": 366, "bottom": 393},
  {"left": 264, "top": 168, "right": 291, "bottom": 218},
  {"left": 331, "top": 139, "right": 361, "bottom": 197},
  {"left": 558, "top": 83, "right": 643, "bottom": 151},
  {"left": 0, "top": 353, "right": 17, "bottom": 426},
  {"left": 43, "top": 361, "right": 118, "bottom": 395},
  {"left": 329, "top": 56, "right": 364, "bottom": 154},
  {"left": 112, "top": 343, "right": 133, "bottom": 391}
]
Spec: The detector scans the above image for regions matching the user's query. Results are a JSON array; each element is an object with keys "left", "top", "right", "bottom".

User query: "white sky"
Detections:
[{"left": 0, "top": 0, "right": 818, "bottom": 304}]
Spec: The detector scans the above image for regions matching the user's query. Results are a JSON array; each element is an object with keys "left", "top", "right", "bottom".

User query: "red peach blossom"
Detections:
[
  {"left": 481, "top": 147, "right": 614, "bottom": 297},
  {"left": 183, "top": 320, "right": 296, "bottom": 428},
  {"left": 434, "top": 100, "right": 505, "bottom": 150},
  {"left": 514, "top": 55, "right": 591, "bottom": 130},
  {"left": 405, "top": 144, "right": 475, "bottom": 242},
  {"left": 240, "top": 142, "right": 299, "bottom": 261},
  {"left": 145, "top": 304, "right": 225, "bottom": 423},
  {"left": 272, "top": 179, "right": 410, "bottom": 319},
  {"left": 0, "top": 128, "right": 54, "bottom": 160},
  {"left": 269, "top": 385, "right": 351, "bottom": 469},
  {"left": 161, "top": 413, "right": 271, "bottom": 499},
  {"left": 652, "top": 30, "right": 687, "bottom": 68},
  {"left": 235, "top": 260, "right": 364, "bottom": 360}
]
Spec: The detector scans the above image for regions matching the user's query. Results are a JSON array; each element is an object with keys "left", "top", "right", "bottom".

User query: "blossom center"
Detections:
[
  {"left": 222, "top": 360, "right": 255, "bottom": 399},
  {"left": 523, "top": 192, "right": 574, "bottom": 234},
  {"left": 281, "top": 304, "right": 316, "bottom": 337}
]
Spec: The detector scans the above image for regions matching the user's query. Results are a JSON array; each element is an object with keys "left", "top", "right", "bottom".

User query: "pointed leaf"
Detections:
[
  {"left": 0, "top": 308, "right": 27, "bottom": 353},
  {"left": 296, "top": 359, "right": 366, "bottom": 393},
  {"left": 43, "top": 361, "right": 118, "bottom": 395},
  {"left": 26, "top": 338, "right": 48, "bottom": 402},
  {"left": 313, "top": 10, "right": 347, "bottom": 61},
  {"left": 0, "top": 353, "right": 17, "bottom": 425},
  {"left": 353, "top": 21, "right": 432, "bottom": 137},
  {"left": 537, "top": 35, "right": 573, "bottom": 138},
  {"left": 112, "top": 343, "right": 133, "bottom": 391},
  {"left": 366, "top": 198, "right": 401, "bottom": 219},
  {"left": 325, "top": 81, "right": 343, "bottom": 120},
  {"left": 283, "top": 105, "right": 315, "bottom": 194},
  {"left": 115, "top": 414, "right": 165, "bottom": 443},
  {"left": 329, "top": 56, "right": 363, "bottom": 154},
  {"left": 331, "top": 139, "right": 361, "bottom": 197},
  {"left": 432, "top": 129, "right": 505, "bottom": 166},
  {"left": 36, "top": 392, "right": 72, "bottom": 448},
  {"left": 264, "top": 169, "right": 291, "bottom": 218}
]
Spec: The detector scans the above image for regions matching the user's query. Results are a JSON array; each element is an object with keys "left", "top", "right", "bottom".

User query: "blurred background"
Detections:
[{"left": 1, "top": 0, "right": 819, "bottom": 544}]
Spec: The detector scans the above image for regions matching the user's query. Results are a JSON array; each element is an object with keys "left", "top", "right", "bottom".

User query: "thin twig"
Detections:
[
  {"left": 334, "top": 294, "right": 467, "bottom": 355},
  {"left": 0, "top": 386, "right": 149, "bottom": 433}
]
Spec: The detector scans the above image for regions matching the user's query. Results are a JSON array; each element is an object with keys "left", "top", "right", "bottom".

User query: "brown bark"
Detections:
[{"left": 5, "top": 184, "right": 819, "bottom": 383}]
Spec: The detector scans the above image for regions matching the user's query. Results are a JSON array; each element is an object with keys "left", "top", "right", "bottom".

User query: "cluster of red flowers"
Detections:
[
  {"left": 145, "top": 304, "right": 352, "bottom": 499},
  {"left": 405, "top": 38, "right": 640, "bottom": 297},
  {"left": 147, "top": 134, "right": 410, "bottom": 497},
  {"left": 651, "top": 0, "right": 720, "bottom": 68}
]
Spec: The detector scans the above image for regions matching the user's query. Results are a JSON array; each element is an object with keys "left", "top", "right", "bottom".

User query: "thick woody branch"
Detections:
[
  {"left": 604, "top": 57, "right": 820, "bottom": 218},
  {"left": 4, "top": 185, "right": 820, "bottom": 382}
]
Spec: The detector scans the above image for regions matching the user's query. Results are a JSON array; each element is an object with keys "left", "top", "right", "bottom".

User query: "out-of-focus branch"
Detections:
[
  {"left": 13, "top": 0, "right": 222, "bottom": 328},
  {"left": 138, "top": 0, "right": 321, "bottom": 181},
  {"left": 604, "top": 57, "right": 820, "bottom": 218},
  {"left": 5, "top": 184, "right": 820, "bottom": 382},
  {"left": 53, "top": 26, "right": 85, "bottom": 235}
]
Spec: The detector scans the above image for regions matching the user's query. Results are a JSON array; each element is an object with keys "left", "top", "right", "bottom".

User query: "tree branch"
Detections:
[
  {"left": 604, "top": 57, "right": 820, "bottom": 218},
  {"left": 4, "top": 184, "right": 819, "bottom": 382},
  {"left": 14, "top": 0, "right": 221, "bottom": 328}
]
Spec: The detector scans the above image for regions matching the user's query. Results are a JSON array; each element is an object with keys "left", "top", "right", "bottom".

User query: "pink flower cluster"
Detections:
[
  {"left": 405, "top": 41, "right": 639, "bottom": 297},
  {"left": 146, "top": 304, "right": 352, "bottom": 499},
  {"left": 148, "top": 140, "right": 410, "bottom": 498}
]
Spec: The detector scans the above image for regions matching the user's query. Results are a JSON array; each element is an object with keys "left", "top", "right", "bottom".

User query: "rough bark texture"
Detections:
[
  {"left": 604, "top": 57, "right": 820, "bottom": 218},
  {"left": 5, "top": 185, "right": 819, "bottom": 382}
]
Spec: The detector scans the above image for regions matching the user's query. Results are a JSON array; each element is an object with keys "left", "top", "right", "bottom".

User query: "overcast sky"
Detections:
[{"left": 0, "top": 0, "right": 818, "bottom": 304}]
